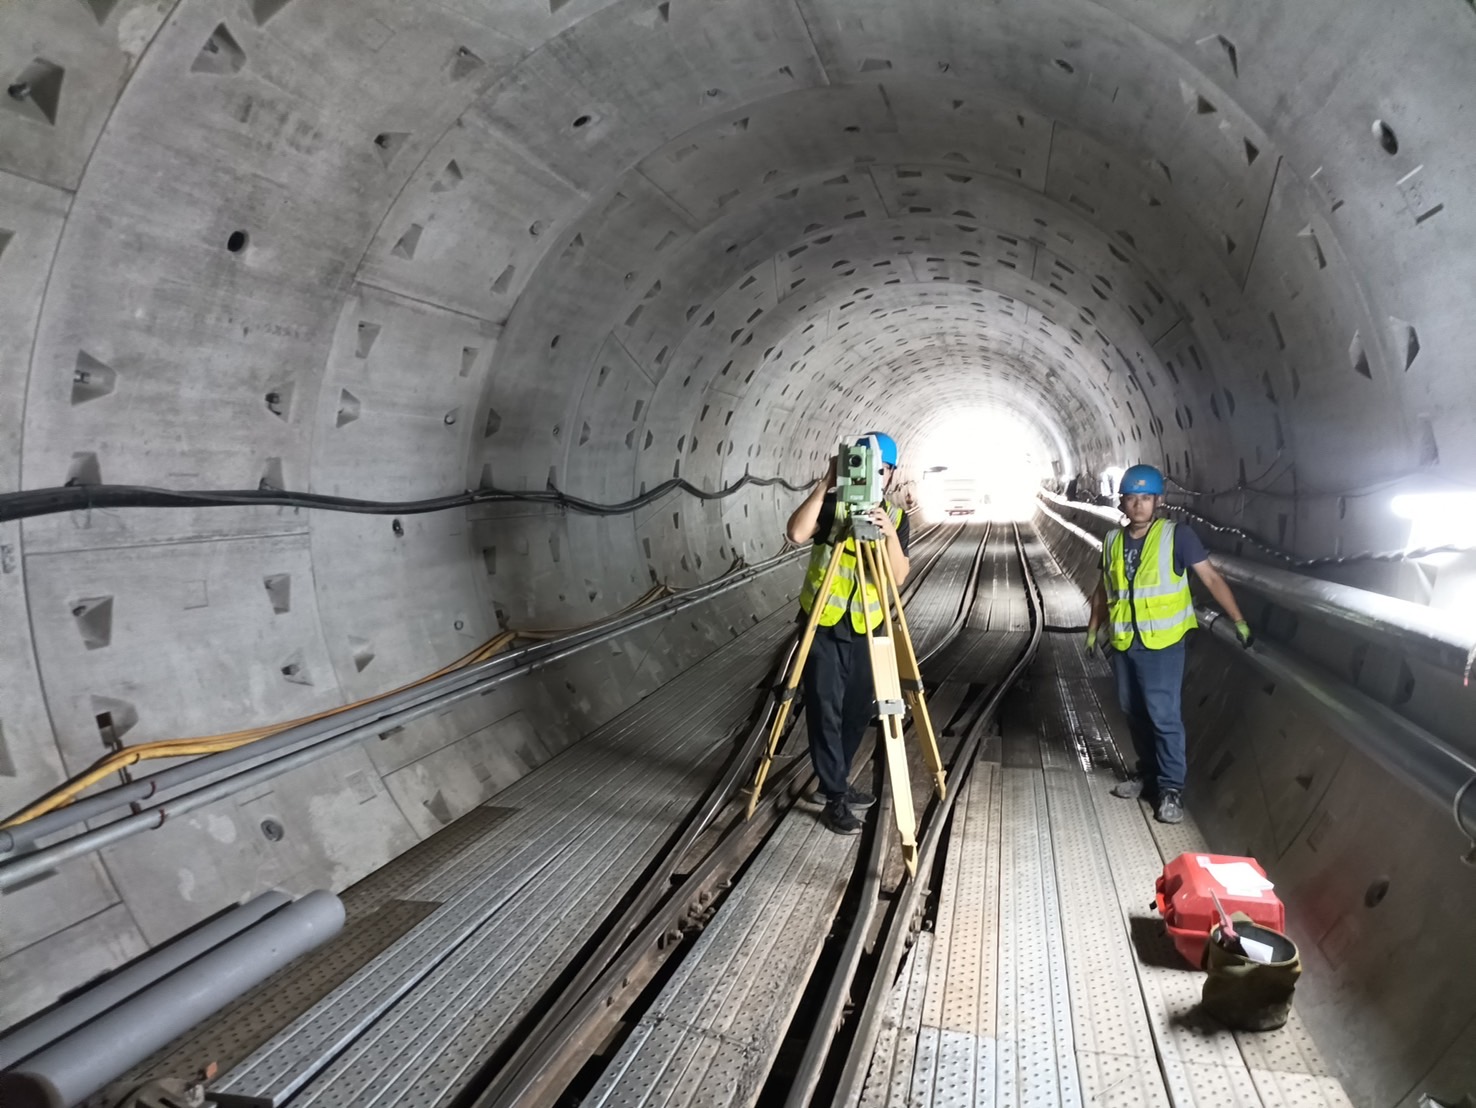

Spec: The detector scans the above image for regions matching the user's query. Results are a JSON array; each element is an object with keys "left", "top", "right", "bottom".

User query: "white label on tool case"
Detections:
[{"left": 1196, "top": 855, "right": 1275, "bottom": 898}]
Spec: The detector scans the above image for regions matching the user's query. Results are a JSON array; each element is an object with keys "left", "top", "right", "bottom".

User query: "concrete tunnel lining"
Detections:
[{"left": 2, "top": 0, "right": 1475, "bottom": 1100}]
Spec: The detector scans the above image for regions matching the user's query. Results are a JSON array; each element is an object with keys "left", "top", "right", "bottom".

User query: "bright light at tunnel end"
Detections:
[{"left": 912, "top": 409, "right": 1052, "bottom": 522}]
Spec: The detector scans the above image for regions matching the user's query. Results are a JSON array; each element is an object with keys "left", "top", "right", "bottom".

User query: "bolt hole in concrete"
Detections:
[
  {"left": 227, "top": 229, "right": 248, "bottom": 252},
  {"left": 260, "top": 819, "right": 285, "bottom": 842},
  {"left": 1365, "top": 877, "right": 1391, "bottom": 907},
  {"left": 1373, "top": 119, "right": 1398, "bottom": 155}
]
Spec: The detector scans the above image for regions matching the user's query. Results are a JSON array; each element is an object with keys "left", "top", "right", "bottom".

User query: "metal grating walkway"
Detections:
[
  {"left": 857, "top": 527, "right": 1352, "bottom": 1108},
  {"left": 214, "top": 603, "right": 801, "bottom": 1108},
  {"left": 584, "top": 525, "right": 1008, "bottom": 1108},
  {"left": 583, "top": 811, "right": 861, "bottom": 1107}
]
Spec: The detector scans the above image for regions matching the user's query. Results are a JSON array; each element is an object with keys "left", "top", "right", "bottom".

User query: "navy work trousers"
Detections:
[
  {"left": 1111, "top": 640, "right": 1188, "bottom": 796},
  {"left": 801, "top": 626, "right": 875, "bottom": 802}
]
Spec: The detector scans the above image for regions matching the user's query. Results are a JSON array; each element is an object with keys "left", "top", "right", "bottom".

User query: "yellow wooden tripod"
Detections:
[{"left": 745, "top": 509, "right": 946, "bottom": 874}]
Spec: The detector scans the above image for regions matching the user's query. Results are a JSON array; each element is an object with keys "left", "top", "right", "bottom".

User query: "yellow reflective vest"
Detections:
[
  {"left": 799, "top": 500, "right": 906, "bottom": 634},
  {"left": 1102, "top": 519, "right": 1197, "bottom": 650}
]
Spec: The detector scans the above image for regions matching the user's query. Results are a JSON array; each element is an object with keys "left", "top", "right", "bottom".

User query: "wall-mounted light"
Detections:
[{"left": 1391, "top": 492, "right": 1476, "bottom": 565}]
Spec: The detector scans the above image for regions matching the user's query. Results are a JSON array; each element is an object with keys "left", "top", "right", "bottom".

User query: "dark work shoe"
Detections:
[
  {"left": 1156, "top": 790, "right": 1184, "bottom": 824},
  {"left": 823, "top": 800, "right": 864, "bottom": 835},
  {"left": 1111, "top": 774, "right": 1145, "bottom": 800},
  {"left": 845, "top": 786, "right": 876, "bottom": 810}
]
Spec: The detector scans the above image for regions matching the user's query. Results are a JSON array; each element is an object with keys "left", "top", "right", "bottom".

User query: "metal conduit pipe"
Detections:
[
  {"left": 1198, "top": 609, "right": 1476, "bottom": 851},
  {"left": 0, "top": 547, "right": 807, "bottom": 859},
  {"left": 1207, "top": 555, "right": 1476, "bottom": 680},
  {"left": 0, "top": 890, "right": 344, "bottom": 1108},
  {"left": 1037, "top": 493, "right": 1476, "bottom": 680},
  {"left": 0, "top": 890, "right": 291, "bottom": 1070}
]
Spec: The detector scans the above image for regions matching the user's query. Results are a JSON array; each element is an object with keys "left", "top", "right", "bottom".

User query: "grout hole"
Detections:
[{"left": 1372, "top": 119, "right": 1398, "bottom": 155}]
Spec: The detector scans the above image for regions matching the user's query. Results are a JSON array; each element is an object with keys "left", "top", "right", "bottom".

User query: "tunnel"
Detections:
[{"left": 1, "top": 0, "right": 1475, "bottom": 1104}]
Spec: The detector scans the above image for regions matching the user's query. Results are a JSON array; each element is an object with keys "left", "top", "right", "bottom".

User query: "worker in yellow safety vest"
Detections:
[
  {"left": 786, "top": 432, "right": 911, "bottom": 835},
  {"left": 1086, "top": 464, "right": 1252, "bottom": 824}
]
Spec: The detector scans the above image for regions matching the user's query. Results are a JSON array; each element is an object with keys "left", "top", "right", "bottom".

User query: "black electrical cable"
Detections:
[
  {"left": 1164, "top": 502, "right": 1476, "bottom": 569},
  {"left": 0, "top": 472, "right": 816, "bottom": 524}
]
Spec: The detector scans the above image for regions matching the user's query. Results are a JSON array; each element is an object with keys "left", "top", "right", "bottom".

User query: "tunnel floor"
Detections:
[{"left": 114, "top": 523, "right": 1350, "bottom": 1107}]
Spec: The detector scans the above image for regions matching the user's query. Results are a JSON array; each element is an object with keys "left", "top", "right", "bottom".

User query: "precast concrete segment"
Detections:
[
  {"left": 583, "top": 812, "right": 860, "bottom": 1108},
  {"left": 214, "top": 607, "right": 798, "bottom": 1107}
]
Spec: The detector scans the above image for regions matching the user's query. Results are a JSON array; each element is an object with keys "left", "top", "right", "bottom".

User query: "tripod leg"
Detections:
[
  {"left": 746, "top": 538, "right": 845, "bottom": 819},
  {"left": 857, "top": 540, "right": 919, "bottom": 874},
  {"left": 875, "top": 545, "right": 948, "bottom": 801}
]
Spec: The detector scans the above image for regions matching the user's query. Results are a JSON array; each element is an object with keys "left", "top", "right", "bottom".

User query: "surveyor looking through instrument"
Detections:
[
  {"left": 783, "top": 432, "right": 912, "bottom": 836},
  {"left": 1085, "top": 463, "right": 1253, "bottom": 824}
]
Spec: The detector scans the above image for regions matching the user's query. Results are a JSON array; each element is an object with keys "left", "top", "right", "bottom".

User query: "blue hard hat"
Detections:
[
  {"left": 1121, "top": 464, "right": 1164, "bottom": 495},
  {"left": 858, "top": 431, "right": 899, "bottom": 467}
]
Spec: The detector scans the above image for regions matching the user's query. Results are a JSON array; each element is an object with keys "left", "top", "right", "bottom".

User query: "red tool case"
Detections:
[{"left": 1155, "top": 853, "right": 1285, "bottom": 966}]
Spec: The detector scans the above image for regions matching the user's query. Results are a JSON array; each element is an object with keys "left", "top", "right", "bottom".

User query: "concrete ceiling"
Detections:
[{"left": 1, "top": 0, "right": 1473, "bottom": 1032}]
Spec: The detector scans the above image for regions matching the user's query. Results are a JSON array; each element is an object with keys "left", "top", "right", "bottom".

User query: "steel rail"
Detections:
[
  {"left": 0, "top": 549, "right": 810, "bottom": 888},
  {"left": 467, "top": 719, "right": 816, "bottom": 1108},
  {"left": 461, "top": 637, "right": 806, "bottom": 1108},
  {"left": 468, "top": 522, "right": 979, "bottom": 1108},
  {"left": 781, "top": 522, "right": 994, "bottom": 1108},
  {"left": 833, "top": 522, "right": 1046, "bottom": 1107}
]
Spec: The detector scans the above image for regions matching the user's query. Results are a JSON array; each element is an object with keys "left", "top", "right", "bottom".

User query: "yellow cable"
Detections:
[{"left": 1, "top": 583, "right": 675, "bottom": 830}]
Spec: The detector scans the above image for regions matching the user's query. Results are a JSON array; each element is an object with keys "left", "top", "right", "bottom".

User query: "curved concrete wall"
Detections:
[{"left": 2, "top": 0, "right": 1474, "bottom": 1097}]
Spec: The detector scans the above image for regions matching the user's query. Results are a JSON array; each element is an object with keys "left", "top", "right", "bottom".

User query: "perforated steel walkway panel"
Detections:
[
  {"left": 855, "top": 525, "right": 1352, "bottom": 1108},
  {"left": 582, "top": 525, "right": 992, "bottom": 1108},
  {"left": 583, "top": 810, "right": 861, "bottom": 1108},
  {"left": 215, "top": 607, "right": 799, "bottom": 1108}
]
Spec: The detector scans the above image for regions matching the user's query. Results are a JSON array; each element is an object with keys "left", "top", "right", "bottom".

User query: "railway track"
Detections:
[
  {"left": 103, "top": 520, "right": 1035, "bottom": 1108},
  {"left": 458, "top": 522, "right": 1043, "bottom": 1108}
]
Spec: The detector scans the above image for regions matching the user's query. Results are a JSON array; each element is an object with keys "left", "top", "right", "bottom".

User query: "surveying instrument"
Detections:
[{"left": 746, "top": 436, "right": 946, "bottom": 874}]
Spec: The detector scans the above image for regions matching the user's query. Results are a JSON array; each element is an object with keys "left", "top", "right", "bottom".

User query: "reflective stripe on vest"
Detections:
[
  {"left": 799, "top": 502, "right": 905, "bottom": 634},
  {"left": 1102, "top": 519, "right": 1197, "bottom": 650}
]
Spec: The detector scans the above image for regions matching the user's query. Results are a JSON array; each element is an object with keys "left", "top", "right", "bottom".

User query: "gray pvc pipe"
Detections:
[
  {"left": 0, "top": 889, "right": 291, "bottom": 1071},
  {"left": 0, "top": 547, "right": 807, "bottom": 858},
  {"left": 1199, "top": 609, "right": 1476, "bottom": 845},
  {"left": 0, "top": 890, "right": 344, "bottom": 1108}
]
